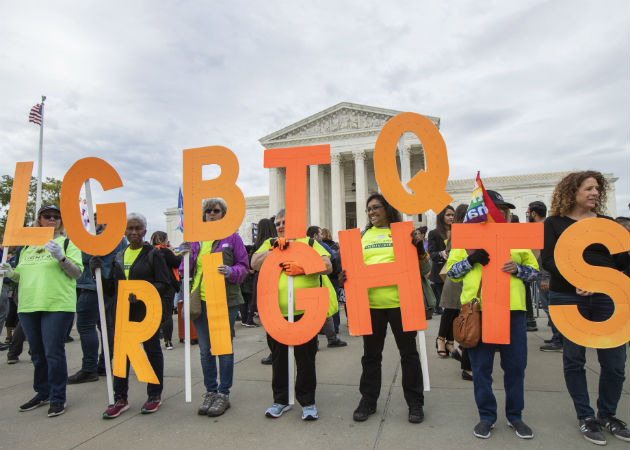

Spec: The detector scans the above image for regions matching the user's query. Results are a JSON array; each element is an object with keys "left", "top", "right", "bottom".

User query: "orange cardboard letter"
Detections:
[
  {"left": 551, "top": 218, "right": 630, "bottom": 348},
  {"left": 60, "top": 157, "right": 126, "bottom": 255},
  {"left": 451, "top": 223, "right": 543, "bottom": 344},
  {"left": 374, "top": 113, "right": 452, "bottom": 215},
  {"left": 113, "top": 280, "right": 162, "bottom": 383},
  {"left": 257, "top": 241, "right": 329, "bottom": 345},
  {"left": 2, "top": 162, "right": 52, "bottom": 246},
  {"left": 264, "top": 145, "right": 330, "bottom": 239},
  {"left": 201, "top": 252, "right": 232, "bottom": 355},
  {"left": 338, "top": 221, "right": 425, "bottom": 336},
  {"left": 182, "top": 146, "right": 245, "bottom": 242}
]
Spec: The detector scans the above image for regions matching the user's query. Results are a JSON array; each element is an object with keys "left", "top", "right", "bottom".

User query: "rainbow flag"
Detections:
[
  {"left": 176, "top": 187, "right": 184, "bottom": 232},
  {"left": 463, "top": 172, "right": 506, "bottom": 224}
]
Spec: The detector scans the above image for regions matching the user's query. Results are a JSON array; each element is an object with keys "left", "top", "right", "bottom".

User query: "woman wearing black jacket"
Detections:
[
  {"left": 93, "top": 213, "right": 172, "bottom": 420},
  {"left": 427, "top": 205, "right": 454, "bottom": 355},
  {"left": 150, "top": 231, "right": 182, "bottom": 350},
  {"left": 542, "top": 171, "right": 630, "bottom": 445}
]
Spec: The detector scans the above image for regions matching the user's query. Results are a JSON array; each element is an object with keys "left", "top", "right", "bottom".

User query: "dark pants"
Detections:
[
  {"left": 240, "top": 291, "right": 257, "bottom": 324},
  {"left": 96, "top": 294, "right": 116, "bottom": 372},
  {"left": 267, "top": 314, "right": 318, "bottom": 406},
  {"left": 525, "top": 282, "right": 536, "bottom": 325},
  {"left": 468, "top": 311, "right": 527, "bottom": 424},
  {"left": 438, "top": 308, "right": 459, "bottom": 340},
  {"left": 113, "top": 329, "right": 164, "bottom": 399},
  {"left": 76, "top": 289, "right": 100, "bottom": 373},
  {"left": 19, "top": 311, "right": 75, "bottom": 403},
  {"left": 8, "top": 320, "right": 25, "bottom": 359},
  {"left": 539, "top": 281, "right": 562, "bottom": 344},
  {"left": 549, "top": 291, "right": 627, "bottom": 419},
  {"left": 431, "top": 282, "right": 444, "bottom": 312},
  {"left": 360, "top": 307, "right": 424, "bottom": 407},
  {"left": 159, "top": 286, "right": 175, "bottom": 341}
]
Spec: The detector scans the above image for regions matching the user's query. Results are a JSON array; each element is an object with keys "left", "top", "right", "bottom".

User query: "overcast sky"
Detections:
[{"left": 2, "top": 0, "right": 628, "bottom": 236}]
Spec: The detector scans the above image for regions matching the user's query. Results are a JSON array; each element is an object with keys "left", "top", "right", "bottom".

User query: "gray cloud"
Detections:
[{"left": 1, "top": 0, "right": 628, "bottom": 234}]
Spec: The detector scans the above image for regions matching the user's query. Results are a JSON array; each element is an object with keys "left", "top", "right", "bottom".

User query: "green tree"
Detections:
[{"left": 0, "top": 175, "right": 62, "bottom": 240}]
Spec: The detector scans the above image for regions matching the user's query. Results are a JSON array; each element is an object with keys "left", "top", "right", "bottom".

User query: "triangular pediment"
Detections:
[{"left": 259, "top": 102, "right": 440, "bottom": 146}]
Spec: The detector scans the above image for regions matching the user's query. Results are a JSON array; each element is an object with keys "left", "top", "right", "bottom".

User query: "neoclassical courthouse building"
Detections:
[{"left": 166, "top": 102, "right": 618, "bottom": 245}]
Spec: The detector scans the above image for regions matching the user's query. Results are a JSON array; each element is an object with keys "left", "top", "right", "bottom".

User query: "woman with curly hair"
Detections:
[{"left": 542, "top": 170, "right": 630, "bottom": 445}]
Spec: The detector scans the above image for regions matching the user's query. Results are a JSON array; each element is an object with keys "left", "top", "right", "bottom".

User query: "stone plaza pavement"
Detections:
[{"left": 0, "top": 312, "right": 628, "bottom": 450}]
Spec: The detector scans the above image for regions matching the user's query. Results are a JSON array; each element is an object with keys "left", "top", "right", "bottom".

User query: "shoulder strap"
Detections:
[
  {"left": 308, "top": 237, "right": 315, "bottom": 247},
  {"left": 64, "top": 238, "right": 69, "bottom": 253}
]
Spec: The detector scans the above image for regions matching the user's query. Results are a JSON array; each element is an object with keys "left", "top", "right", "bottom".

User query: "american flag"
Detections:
[{"left": 29, "top": 103, "right": 43, "bottom": 125}]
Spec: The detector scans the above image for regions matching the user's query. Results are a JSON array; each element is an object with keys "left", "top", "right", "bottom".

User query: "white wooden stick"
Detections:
[
  {"left": 183, "top": 252, "right": 191, "bottom": 402},
  {"left": 287, "top": 275, "right": 294, "bottom": 406},
  {"left": 84, "top": 180, "right": 114, "bottom": 405},
  {"left": 418, "top": 331, "right": 430, "bottom": 391}
]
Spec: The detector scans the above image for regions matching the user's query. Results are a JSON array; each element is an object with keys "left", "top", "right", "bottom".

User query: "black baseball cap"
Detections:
[
  {"left": 486, "top": 190, "right": 515, "bottom": 209},
  {"left": 37, "top": 205, "right": 61, "bottom": 216}
]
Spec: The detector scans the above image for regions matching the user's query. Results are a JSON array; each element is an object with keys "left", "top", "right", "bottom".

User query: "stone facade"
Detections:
[{"left": 165, "top": 102, "right": 618, "bottom": 245}]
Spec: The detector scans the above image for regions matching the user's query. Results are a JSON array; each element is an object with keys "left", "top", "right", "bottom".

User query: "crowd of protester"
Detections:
[{"left": 0, "top": 169, "right": 629, "bottom": 445}]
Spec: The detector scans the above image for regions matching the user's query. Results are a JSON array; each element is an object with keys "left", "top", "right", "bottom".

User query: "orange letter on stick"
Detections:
[
  {"left": 182, "top": 146, "right": 245, "bottom": 242},
  {"left": 451, "top": 223, "right": 543, "bottom": 344},
  {"left": 2, "top": 162, "right": 52, "bottom": 246},
  {"left": 60, "top": 157, "right": 127, "bottom": 255},
  {"left": 264, "top": 145, "right": 330, "bottom": 239},
  {"left": 552, "top": 218, "right": 630, "bottom": 348},
  {"left": 338, "top": 221, "right": 425, "bottom": 336},
  {"left": 257, "top": 242, "right": 329, "bottom": 345},
  {"left": 201, "top": 252, "right": 232, "bottom": 355},
  {"left": 113, "top": 280, "right": 162, "bottom": 383},
  {"left": 374, "top": 113, "right": 452, "bottom": 215}
]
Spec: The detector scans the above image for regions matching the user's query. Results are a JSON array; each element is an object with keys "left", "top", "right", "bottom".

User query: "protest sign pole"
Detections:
[
  {"left": 84, "top": 180, "right": 115, "bottom": 405},
  {"left": 287, "top": 275, "right": 294, "bottom": 406},
  {"left": 417, "top": 331, "right": 430, "bottom": 391},
  {"left": 183, "top": 252, "right": 191, "bottom": 402}
]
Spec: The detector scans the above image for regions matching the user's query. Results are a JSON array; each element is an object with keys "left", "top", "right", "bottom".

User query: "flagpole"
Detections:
[
  {"left": 183, "top": 251, "right": 191, "bottom": 402},
  {"left": 34, "top": 96, "right": 46, "bottom": 215}
]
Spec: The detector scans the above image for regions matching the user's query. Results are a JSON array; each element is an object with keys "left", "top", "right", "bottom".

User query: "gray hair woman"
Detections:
[{"left": 184, "top": 198, "right": 249, "bottom": 417}]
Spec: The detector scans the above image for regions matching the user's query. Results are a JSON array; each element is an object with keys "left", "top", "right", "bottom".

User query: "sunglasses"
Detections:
[
  {"left": 41, "top": 214, "right": 60, "bottom": 220},
  {"left": 205, "top": 208, "right": 222, "bottom": 214},
  {"left": 365, "top": 205, "right": 383, "bottom": 213}
]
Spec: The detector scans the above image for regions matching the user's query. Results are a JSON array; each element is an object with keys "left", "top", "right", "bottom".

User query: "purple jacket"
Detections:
[{"left": 180, "top": 233, "right": 249, "bottom": 285}]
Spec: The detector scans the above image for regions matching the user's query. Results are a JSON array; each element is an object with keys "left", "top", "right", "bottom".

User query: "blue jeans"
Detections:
[
  {"left": 549, "top": 291, "right": 627, "bottom": 419},
  {"left": 468, "top": 311, "right": 527, "bottom": 424},
  {"left": 19, "top": 311, "right": 75, "bottom": 403},
  {"left": 192, "top": 302, "right": 239, "bottom": 395},
  {"left": 538, "top": 281, "right": 562, "bottom": 344},
  {"left": 76, "top": 289, "right": 100, "bottom": 373}
]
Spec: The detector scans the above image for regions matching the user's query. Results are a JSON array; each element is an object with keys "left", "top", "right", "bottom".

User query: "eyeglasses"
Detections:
[
  {"left": 205, "top": 208, "right": 222, "bottom": 215},
  {"left": 41, "top": 214, "right": 60, "bottom": 220},
  {"left": 274, "top": 220, "right": 285, "bottom": 227},
  {"left": 366, "top": 205, "right": 383, "bottom": 213}
]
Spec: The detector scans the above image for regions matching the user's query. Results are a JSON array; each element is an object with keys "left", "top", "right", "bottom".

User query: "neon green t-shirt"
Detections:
[
  {"left": 255, "top": 237, "right": 337, "bottom": 317},
  {"left": 16, "top": 236, "right": 84, "bottom": 313},
  {"left": 446, "top": 248, "right": 539, "bottom": 310},
  {"left": 123, "top": 247, "right": 143, "bottom": 280},
  {"left": 361, "top": 226, "right": 401, "bottom": 309},
  {"left": 192, "top": 240, "right": 214, "bottom": 301}
]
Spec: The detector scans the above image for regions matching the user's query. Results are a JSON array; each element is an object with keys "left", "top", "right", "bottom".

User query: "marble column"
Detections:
[
  {"left": 269, "top": 167, "right": 280, "bottom": 216},
  {"left": 309, "top": 164, "right": 321, "bottom": 227},
  {"left": 353, "top": 150, "right": 367, "bottom": 226},
  {"left": 330, "top": 153, "right": 343, "bottom": 237}
]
